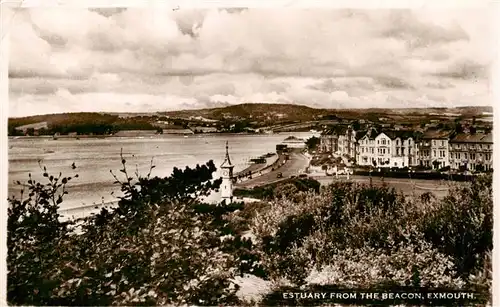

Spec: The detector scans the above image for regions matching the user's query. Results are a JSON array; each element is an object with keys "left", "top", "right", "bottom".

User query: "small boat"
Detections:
[{"left": 184, "top": 135, "right": 189, "bottom": 138}]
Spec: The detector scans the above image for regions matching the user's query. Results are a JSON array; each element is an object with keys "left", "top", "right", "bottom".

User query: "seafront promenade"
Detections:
[
  {"left": 235, "top": 151, "right": 310, "bottom": 189},
  {"left": 58, "top": 149, "right": 309, "bottom": 220}
]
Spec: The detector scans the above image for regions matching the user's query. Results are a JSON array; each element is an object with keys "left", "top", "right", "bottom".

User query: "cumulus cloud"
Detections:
[{"left": 7, "top": 7, "right": 493, "bottom": 117}]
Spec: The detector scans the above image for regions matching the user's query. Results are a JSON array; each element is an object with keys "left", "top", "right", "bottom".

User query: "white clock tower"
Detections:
[{"left": 220, "top": 141, "right": 234, "bottom": 202}]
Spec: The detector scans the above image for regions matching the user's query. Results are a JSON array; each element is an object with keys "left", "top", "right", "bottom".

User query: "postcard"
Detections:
[{"left": 1, "top": 1, "right": 496, "bottom": 306}]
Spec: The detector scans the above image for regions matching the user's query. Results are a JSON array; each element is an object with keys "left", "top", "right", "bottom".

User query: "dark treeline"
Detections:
[{"left": 8, "top": 113, "right": 157, "bottom": 136}]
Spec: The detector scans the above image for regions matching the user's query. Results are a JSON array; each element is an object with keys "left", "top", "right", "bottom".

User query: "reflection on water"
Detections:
[{"left": 8, "top": 133, "right": 314, "bottom": 208}]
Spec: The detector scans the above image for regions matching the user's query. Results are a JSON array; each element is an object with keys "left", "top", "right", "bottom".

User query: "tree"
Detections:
[
  {"left": 352, "top": 120, "right": 361, "bottom": 131},
  {"left": 25, "top": 127, "right": 35, "bottom": 136},
  {"left": 305, "top": 136, "right": 320, "bottom": 151},
  {"left": 8, "top": 126, "right": 23, "bottom": 136}
]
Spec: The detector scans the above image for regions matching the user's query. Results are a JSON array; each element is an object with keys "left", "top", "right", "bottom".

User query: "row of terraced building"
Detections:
[{"left": 319, "top": 126, "right": 493, "bottom": 172}]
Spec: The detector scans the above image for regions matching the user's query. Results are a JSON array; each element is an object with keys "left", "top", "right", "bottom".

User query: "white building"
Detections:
[
  {"left": 357, "top": 129, "right": 417, "bottom": 168},
  {"left": 417, "top": 130, "right": 454, "bottom": 169},
  {"left": 220, "top": 141, "right": 234, "bottom": 202},
  {"left": 282, "top": 136, "right": 306, "bottom": 149},
  {"left": 357, "top": 129, "right": 379, "bottom": 167}
]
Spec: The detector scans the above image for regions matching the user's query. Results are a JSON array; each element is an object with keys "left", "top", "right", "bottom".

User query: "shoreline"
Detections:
[{"left": 7, "top": 132, "right": 276, "bottom": 139}]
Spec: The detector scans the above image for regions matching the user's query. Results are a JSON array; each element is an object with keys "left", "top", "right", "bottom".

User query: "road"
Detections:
[
  {"left": 235, "top": 152, "right": 310, "bottom": 189},
  {"left": 235, "top": 154, "right": 279, "bottom": 177}
]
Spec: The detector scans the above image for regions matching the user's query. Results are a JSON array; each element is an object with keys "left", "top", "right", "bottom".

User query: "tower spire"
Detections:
[{"left": 221, "top": 140, "right": 233, "bottom": 167}]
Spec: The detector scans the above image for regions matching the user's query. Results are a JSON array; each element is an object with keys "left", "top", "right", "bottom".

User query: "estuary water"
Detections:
[{"left": 8, "top": 133, "right": 314, "bottom": 209}]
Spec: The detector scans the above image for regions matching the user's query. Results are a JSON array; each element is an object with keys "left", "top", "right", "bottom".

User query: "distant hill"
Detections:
[
  {"left": 161, "top": 103, "right": 326, "bottom": 122},
  {"left": 161, "top": 103, "right": 493, "bottom": 122},
  {"left": 8, "top": 104, "right": 493, "bottom": 130},
  {"left": 8, "top": 112, "right": 157, "bottom": 136}
]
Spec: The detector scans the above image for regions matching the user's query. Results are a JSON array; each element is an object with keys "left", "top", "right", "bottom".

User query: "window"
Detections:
[
  {"left": 396, "top": 148, "right": 400, "bottom": 155},
  {"left": 441, "top": 141, "right": 445, "bottom": 146},
  {"left": 433, "top": 150, "right": 436, "bottom": 157},
  {"left": 464, "top": 153, "right": 468, "bottom": 159},
  {"left": 432, "top": 140, "right": 436, "bottom": 146}
]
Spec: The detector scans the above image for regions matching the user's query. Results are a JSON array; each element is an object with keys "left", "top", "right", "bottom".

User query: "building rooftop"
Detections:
[
  {"left": 321, "top": 125, "right": 349, "bottom": 136},
  {"left": 283, "top": 136, "right": 305, "bottom": 143},
  {"left": 357, "top": 128, "right": 380, "bottom": 140},
  {"left": 421, "top": 129, "right": 454, "bottom": 140},
  {"left": 450, "top": 133, "right": 493, "bottom": 143},
  {"left": 381, "top": 130, "right": 415, "bottom": 140},
  {"left": 355, "top": 130, "right": 367, "bottom": 140}
]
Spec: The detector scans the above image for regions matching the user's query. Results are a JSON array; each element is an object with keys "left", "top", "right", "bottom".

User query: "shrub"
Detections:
[
  {"left": 420, "top": 174, "right": 493, "bottom": 279},
  {"left": 305, "top": 240, "right": 465, "bottom": 289},
  {"left": 234, "top": 178, "right": 320, "bottom": 201},
  {"left": 249, "top": 176, "right": 492, "bottom": 300},
  {"left": 7, "top": 165, "right": 78, "bottom": 305},
  {"left": 7, "top": 156, "right": 244, "bottom": 306}
]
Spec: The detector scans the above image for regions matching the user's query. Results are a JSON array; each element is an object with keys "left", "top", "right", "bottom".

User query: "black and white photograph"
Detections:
[{"left": 2, "top": 3, "right": 495, "bottom": 306}]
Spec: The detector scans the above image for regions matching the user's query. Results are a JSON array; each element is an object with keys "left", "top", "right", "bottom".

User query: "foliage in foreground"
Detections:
[
  {"left": 7, "top": 157, "right": 249, "bottom": 306},
  {"left": 7, "top": 154, "right": 493, "bottom": 306},
  {"left": 249, "top": 176, "right": 492, "bottom": 302},
  {"left": 233, "top": 177, "right": 321, "bottom": 201}
]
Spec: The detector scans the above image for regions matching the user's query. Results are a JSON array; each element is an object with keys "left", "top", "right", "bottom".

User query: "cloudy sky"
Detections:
[{"left": 7, "top": 7, "right": 494, "bottom": 117}]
